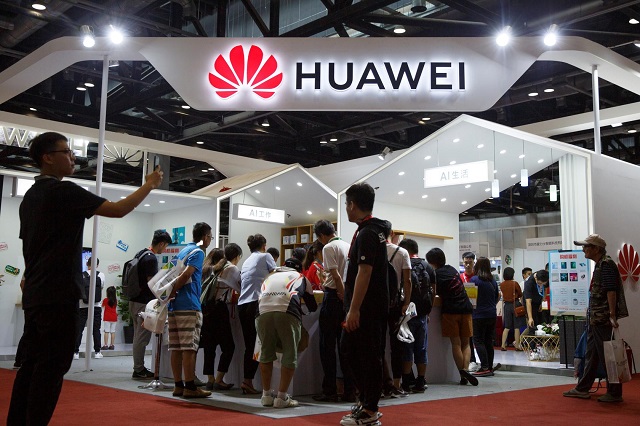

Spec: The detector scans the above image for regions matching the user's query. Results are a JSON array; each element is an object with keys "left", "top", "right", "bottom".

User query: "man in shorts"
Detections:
[
  {"left": 168, "top": 222, "right": 212, "bottom": 398},
  {"left": 426, "top": 248, "right": 478, "bottom": 386}
]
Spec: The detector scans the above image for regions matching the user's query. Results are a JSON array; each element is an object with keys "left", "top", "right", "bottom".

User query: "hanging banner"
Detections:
[
  {"left": 526, "top": 236, "right": 563, "bottom": 251},
  {"left": 459, "top": 242, "right": 480, "bottom": 259},
  {"left": 424, "top": 161, "right": 493, "bottom": 188},
  {"left": 548, "top": 250, "right": 590, "bottom": 316}
]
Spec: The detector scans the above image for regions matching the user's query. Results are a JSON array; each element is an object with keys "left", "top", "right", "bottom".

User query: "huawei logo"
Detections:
[
  {"left": 618, "top": 243, "right": 640, "bottom": 283},
  {"left": 208, "top": 45, "right": 283, "bottom": 99}
]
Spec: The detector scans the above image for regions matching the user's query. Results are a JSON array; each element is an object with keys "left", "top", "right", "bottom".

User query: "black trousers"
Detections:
[
  {"left": 200, "top": 301, "right": 235, "bottom": 375},
  {"left": 318, "top": 290, "right": 354, "bottom": 396},
  {"left": 576, "top": 323, "right": 622, "bottom": 397},
  {"left": 238, "top": 301, "right": 259, "bottom": 380},
  {"left": 472, "top": 317, "right": 496, "bottom": 370},
  {"left": 8, "top": 303, "right": 78, "bottom": 426},
  {"left": 383, "top": 305, "right": 403, "bottom": 384},
  {"left": 74, "top": 307, "right": 102, "bottom": 353},
  {"left": 341, "top": 317, "right": 385, "bottom": 413}
]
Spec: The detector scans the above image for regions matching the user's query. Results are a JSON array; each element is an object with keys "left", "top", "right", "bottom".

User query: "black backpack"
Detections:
[
  {"left": 409, "top": 258, "right": 435, "bottom": 316},
  {"left": 81, "top": 271, "right": 102, "bottom": 304},
  {"left": 388, "top": 247, "right": 401, "bottom": 308},
  {"left": 122, "top": 249, "right": 154, "bottom": 300}
]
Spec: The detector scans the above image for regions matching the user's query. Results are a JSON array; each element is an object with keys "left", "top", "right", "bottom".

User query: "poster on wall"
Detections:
[
  {"left": 548, "top": 250, "right": 590, "bottom": 316},
  {"left": 159, "top": 244, "right": 187, "bottom": 270}
]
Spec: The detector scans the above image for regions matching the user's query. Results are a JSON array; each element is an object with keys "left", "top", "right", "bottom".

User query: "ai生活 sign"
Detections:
[
  {"left": 424, "top": 160, "right": 493, "bottom": 188},
  {"left": 233, "top": 204, "right": 285, "bottom": 224}
]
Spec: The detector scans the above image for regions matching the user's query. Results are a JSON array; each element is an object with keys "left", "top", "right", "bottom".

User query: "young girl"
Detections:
[
  {"left": 303, "top": 240, "right": 325, "bottom": 291},
  {"left": 101, "top": 286, "right": 118, "bottom": 350}
]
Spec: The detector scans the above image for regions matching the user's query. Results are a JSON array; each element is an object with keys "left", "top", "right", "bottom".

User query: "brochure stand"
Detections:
[{"left": 139, "top": 328, "right": 172, "bottom": 391}]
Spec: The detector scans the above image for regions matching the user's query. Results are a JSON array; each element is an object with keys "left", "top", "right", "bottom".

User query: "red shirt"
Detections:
[
  {"left": 305, "top": 261, "right": 324, "bottom": 291},
  {"left": 460, "top": 272, "right": 474, "bottom": 283},
  {"left": 102, "top": 298, "right": 118, "bottom": 322}
]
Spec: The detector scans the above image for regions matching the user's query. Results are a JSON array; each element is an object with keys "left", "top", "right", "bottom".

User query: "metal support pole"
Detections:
[{"left": 592, "top": 64, "right": 602, "bottom": 155}]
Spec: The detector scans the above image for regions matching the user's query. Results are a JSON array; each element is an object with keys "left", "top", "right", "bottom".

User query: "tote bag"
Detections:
[
  {"left": 603, "top": 329, "right": 632, "bottom": 384},
  {"left": 147, "top": 247, "right": 202, "bottom": 299}
]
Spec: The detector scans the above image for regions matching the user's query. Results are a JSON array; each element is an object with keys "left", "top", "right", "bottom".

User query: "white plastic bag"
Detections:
[
  {"left": 397, "top": 302, "right": 417, "bottom": 343},
  {"left": 147, "top": 247, "right": 201, "bottom": 299},
  {"left": 603, "top": 329, "right": 632, "bottom": 384},
  {"left": 140, "top": 299, "right": 168, "bottom": 334}
]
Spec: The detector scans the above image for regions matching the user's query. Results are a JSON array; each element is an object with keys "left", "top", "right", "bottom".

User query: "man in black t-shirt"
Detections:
[
  {"left": 340, "top": 182, "right": 389, "bottom": 426},
  {"left": 523, "top": 270, "right": 548, "bottom": 330},
  {"left": 8, "top": 132, "right": 162, "bottom": 426},
  {"left": 130, "top": 230, "right": 172, "bottom": 379}
]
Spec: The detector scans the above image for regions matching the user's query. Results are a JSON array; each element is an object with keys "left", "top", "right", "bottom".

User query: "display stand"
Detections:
[
  {"left": 138, "top": 330, "right": 173, "bottom": 391},
  {"left": 559, "top": 315, "right": 583, "bottom": 368}
]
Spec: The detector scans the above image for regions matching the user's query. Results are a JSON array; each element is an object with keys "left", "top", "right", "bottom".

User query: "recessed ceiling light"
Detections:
[
  {"left": 528, "top": 92, "right": 539, "bottom": 97},
  {"left": 537, "top": 159, "right": 544, "bottom": 163},
  {"left": 465, "top": 184, "right": 471, "bottom": 189},
  {"left": 511, "top": 174, "right": 517, "bottom": 178},
  {"left": 329, "top": 208, "right": 335, "bottom": 212},
  {"left": 493, "top": 169, "right": 498, "bottom": 174},
  {"left": 611, "top": 123, "right": 623, "bottom": 127},
  {"left": 76, "top": 86, "right": 86, "bottom": 91},
  {"left": 470, "top": 231, "right": 475, "bottom": 234},
  {"left": 29, "top": 107, "right": 37, "bottom": 111},
  {"left": 477, "top": 144, "right": 484, "bottom": 149},
  {"left": 418, "top": 120, "right": 426, "bottom": 125},
  {"left": 307, "top": 210, "right": 313, "bottom": 215},
  {"left": 393, "top": 25, "right": 406, "bottom": 34},
  {"left": 120, "top": 196, "right": 126, "bottom": 199},
  {"left": 143, "top": 204, "right": 150, "bottom": 207},
  {"left": 424, "top": 155, "right": 431, "bottom": 160},
  {"left": 398, "top": 171, "right": 405, "bottom": 176},
  {"left": 159, "top": 200, "right": 166, "bottom": 204},
  {"left": 421, "top": 117, "right": 430, "bottom": 121},
  {"left": 421, "top": 194, "right": 428, "bottom": 199},
  {"left": 440, "top": 198, "right": 446, "bottom": 202},
  {"left": 196, "top": 141, "right": 204, "bottom": 145},
  {"left": 275, "top": 186, "right": 281, "bottom": 190},
  {"left": 32, "top": 3, "right": 46, "bottom": 11},
  {"left": 453, "top": 138, "right": 460, "bottom": 143},
  {"left": 201, "top": 169, "right": 208, "bottom": 172},
  {"left": 84, "top": 82, "right": 95, "bottom": 88},
  {"left": 208, "top": 167, "right": 215, "bottom": 171},
  {"left": 461, "top": 201, "right": 468, "bottom": 205},
  {"left": 329, "top": 136, "right": 338, "bottom": 142},
  {"left": 181, "top": 105, "right": 191, "bottom": 109},
  {"left": 500, "top": 149, "right": 507, "bottom": 154},
  {"left": 519, "top": 154, "right": 525, "bottom": 159},
  {"left": 544, "top": 88, "right": 554, "bottom": 93},
  {"left": 485, "top": 188, "right": 491, "bottom": 192},
  {"left": 628, "top": 129, "right": 637, "bottom": 134},
  {"left": 255, "top": 189, "right": 260, "bottom": 194},
  {"left": 449, "top": 160, "right": 456, "bottom": 165},
  {"left": 629, "top": 18, "right": 639, "bottom": 24},
  {"left": 297, "top": 182, "right": 302, "bottom": 186},
  {"left": 398, "top": 191, "right": 405, "bottom": 195}
]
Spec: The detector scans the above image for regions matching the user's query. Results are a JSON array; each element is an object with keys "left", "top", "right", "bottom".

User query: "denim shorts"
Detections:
[{"left": 402, "top": 315, "right": 428, "bottom": 364}]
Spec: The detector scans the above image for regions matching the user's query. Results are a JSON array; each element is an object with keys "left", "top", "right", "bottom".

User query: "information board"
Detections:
[{"left": 548, "top": 250, "right": 590, "bottom": 316}]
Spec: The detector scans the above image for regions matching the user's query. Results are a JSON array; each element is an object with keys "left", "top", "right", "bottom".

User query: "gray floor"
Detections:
[{"left": 0, "top": 345, "right": 577, "bottom": 420}]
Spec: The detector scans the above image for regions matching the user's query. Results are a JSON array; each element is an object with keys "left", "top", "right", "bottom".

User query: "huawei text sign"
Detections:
[{"left": 142, "top": 38, "right": 546, "bottom": 111}]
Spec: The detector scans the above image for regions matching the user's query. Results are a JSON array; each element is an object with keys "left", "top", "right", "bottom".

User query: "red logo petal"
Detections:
[{"left": 617, "top": 243, "right": 640, "bottom": 283}]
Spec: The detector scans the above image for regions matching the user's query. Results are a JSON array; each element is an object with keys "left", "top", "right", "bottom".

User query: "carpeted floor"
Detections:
[{"left": 2, "top": 369, "right": 639, "bottom": 425}]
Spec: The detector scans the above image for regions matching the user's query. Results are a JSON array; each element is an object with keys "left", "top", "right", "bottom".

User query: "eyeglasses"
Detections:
[{"left": 47, "top": 149, "right": 75, "bottom": 156}]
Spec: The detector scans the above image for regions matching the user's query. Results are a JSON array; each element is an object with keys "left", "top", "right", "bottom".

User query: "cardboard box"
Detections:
[{"left": 301, "top": 234, "right": 309, "bottom": 243}]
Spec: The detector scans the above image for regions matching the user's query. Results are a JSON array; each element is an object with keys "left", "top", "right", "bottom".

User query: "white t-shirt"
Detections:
[
  {"left": 322, "top": 237, "right": 350, "bottom": 290},
  {"left": 387, "top": 243, "right": 411, "bottom": 291},
  {"left": 258, "top": 269, "right": 312, "bottom": 320},
  {"left": 79, "top": 271, "right": 106, "bottom": 308}
]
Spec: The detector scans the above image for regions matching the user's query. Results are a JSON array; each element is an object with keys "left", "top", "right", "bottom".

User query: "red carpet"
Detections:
[{"left": 2, "top": 369, "right": 639, "bottom": 425}]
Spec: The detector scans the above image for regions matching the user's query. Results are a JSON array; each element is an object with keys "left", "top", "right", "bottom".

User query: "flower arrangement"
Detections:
[{"left": 539, "top": 322, "right": 559, "bottom": 336}]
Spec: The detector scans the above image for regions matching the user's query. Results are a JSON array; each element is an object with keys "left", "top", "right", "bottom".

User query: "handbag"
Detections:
[
  {"left": 603, "top": 329, "right": 632, "bottom": 384},
  {"left": 513, "top": 282, "right": 526, "bottom": 318},
  {"left": 147, "top": 247, "right": 202, "bottom": 299}
]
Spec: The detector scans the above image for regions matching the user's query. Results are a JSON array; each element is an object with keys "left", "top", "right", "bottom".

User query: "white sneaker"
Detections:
[
  {"left": 94, "top": 352, "right": 103, "bottom": 359},
  {"left": 468, "top": 362, "right": 480, "bottom": 372},
  {"left": 261, "top": 395, "right": 274, "bottom": 407},
  {"left": 273, "top": 395, "right": 299, "bottom": 408},
  {"left": 73, "top": 353, "right": 79, "bottom": 360}
]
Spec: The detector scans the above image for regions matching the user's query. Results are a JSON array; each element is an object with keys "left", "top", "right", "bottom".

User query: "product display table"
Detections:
[{"left": 521, "top": 334, "right": 560, "bottom": 361}]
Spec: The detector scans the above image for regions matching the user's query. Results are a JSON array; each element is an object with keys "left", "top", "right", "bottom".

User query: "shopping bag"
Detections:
[
  {"left": 147, "top": 247, "right": 201, "bottom": 299},
  {"left": 603, "top": 329, "right": 632, "bottom": 384},
  {"left": 397, "top": 302, "right": 417, "bottom": 343},
  {"left": 253, "top": 335, "right": 262, "bottom": 362},
  {"left": 140, "top": 299, "right": 168, "bottom": 334}
]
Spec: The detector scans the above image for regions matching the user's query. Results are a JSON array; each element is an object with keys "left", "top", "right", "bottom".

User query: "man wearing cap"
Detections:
[{"left": 563, "top": 234, "right": 627, "bottom": 403}]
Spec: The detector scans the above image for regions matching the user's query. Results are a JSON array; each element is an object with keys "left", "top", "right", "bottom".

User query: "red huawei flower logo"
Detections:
[
  {"left": 208, "top": 45, "right": 283, "bottom": 99},
  {"left": 618, "top": 243, "right": 640, "bottom": 283}
]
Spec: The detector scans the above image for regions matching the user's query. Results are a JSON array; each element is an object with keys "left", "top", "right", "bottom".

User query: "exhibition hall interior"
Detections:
[{"left": 0, "top": 1, "right": 639, "bottom": 424}]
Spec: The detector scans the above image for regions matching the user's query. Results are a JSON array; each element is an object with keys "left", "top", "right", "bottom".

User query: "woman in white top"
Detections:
[
  {"left": 238, "top": 234, "right": 277, "bottom": 394},
  {"left": 200, "top": 243, "right": 242, "bottom": 391}
]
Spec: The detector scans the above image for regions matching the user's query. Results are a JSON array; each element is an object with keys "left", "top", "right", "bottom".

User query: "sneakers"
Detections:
[
  {"left": 459, "top": 369, "right": 479, "bottom": 386},
  {"left": 471, "top": 368, "right": 494, "bottom": 377},
  {"left": 342, "top": 404, "right": 362, "bottom": 421},
  {"left": 132, "top": 368, "right": 155, "bottom": 379},
  {"left": 468, "top": 362, "right": 480, "bottom": 372},
  {"left": 562, "top": 388, "right": 590, "bottom": 399},
  {"left": 383, "top": 385, "right": 408, "bottom": 398},
  {"left": 412, "top": 377, "right": 427, "bottom": 393},
  {"left": 597, "top": 393, "right": 623, "bottom": 403},
  {"left": 340, "top": 409, "right": 382, "bottom": 426},
  {"left": 94, "top": 352, "right": 103, "bottom": 359},
  {"left": 273, "top": 395, "right": 299, "bottom": 408},
  {"left": 73, "top": 353, "right": 80, "bottom": 360},
  {"left": 261, "top": 393, "right": 274, "bottom": 407},
  {"left": 183, "top": 388, "right": 212, "bottom": 398}
]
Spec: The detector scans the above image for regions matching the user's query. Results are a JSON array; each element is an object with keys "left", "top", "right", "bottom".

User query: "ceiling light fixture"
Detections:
[
  {"left": 421, "top": 116, "right": 430, "bottom": 121},
  {"left": 500, "top": 149, "right": 507, "bottom": 154},
  {"left": 611, "top": 123, "right": 623, "bottom": 127},
  {"left": 76, "top": 85, "right": 87, "bottom": 91},
  {"left": 424, "top": 155, "right": 431, "bottom": 160},
  {"left": 520, "top": 140, "right": 528, "bottom": 187},
  {"left": 544, "top": 88, "right": 554, "bottom": 93},
  {"left": 628, "top": 129, "right": 637, "bottom": 134},
  {"left": 496, "top": 26, "right": 512, "bottom": 46},
  {"left": 449, "top": 160, "right": 456, "bottom": 165},
  {"left": 421, "top": 194, "right": 428, "bottom": 199},
  {"left": 143, "top": 204, "right": 150, "bottom": 207},
  {"left": 29, "top": 107, "right": 37, "bottom": 111},
  {"left": 630, "top": 18, "right": 639, "bottom": 25},
  {"left": 329, "top": 136, "right": 338, "bottom": 142},
  {"left": 320, "top": 137, "right": 328, "bottom": 144},
  {"left": 208, "top": 167, "right": 215, "bottom": 171},
  {"left": 196, "top": 141, "right": 204, "bottom": 145},
  {"left": 518, "top": 154, "right": 525, "bottom": 159},
  {"left": 528, "top": 92, "right": 539, "bottom": 97},
  {"left": 181, "top": 105, "right": 190, "bottom": 109},
  {"left": 398, "top": 171, "right": 405, "bottom": 176},
  {"left": 461, "top": 201, "right": 468, "bottom": 205},
  {"left": 538, "top": 158, "right": 544, "bottom": 163},
  {"left": 108, "top": 25, "right": 124, "bottom": 44},
  {"left": 398, "top": 191, "right": 405, "bottom": 195},
  {"left": 440, "top": 198, "right": 446, "bottom": 202},
  {"left": 411, "top": 0, "right": 427, "bottom": 13},
  {"left": 543, "top": 24, "right": 558, "bottom": 46},
  {"left": 393, "top": 25, "right": 406, "bottom": 34},
  {"left": 307, "top": 210, "right": 313, "bottom": 215},
  {"left": 465, "top": 184, "right": 471, "bottom": 189},
  {"left": 84, "top": 78, "right": 95, "bottom": 88},
  {"left": 159, "top": 200, "right": 166, "bottom": 204},
  {"left": 378, "top": 146, "right": 391, "bottom": 160},
  {"left": 511, "top": 174, "right": 517, "bottom": 178},
  {"left": 634, "top": 40, "right": 640, "bottom": 48},
  {"left": 80, "top": 25, "right": 95, "bottom": 48},
  {"left": 477, "top": 144, "right": 484, "bottom": 149},
  {"left": 296, "top": 182, "right": 302, "bottom": 186},
  {"left": 485, "top": 188, "right": 491, "bottom": 192},
  {"left": 275, "top": 186, "right": 281, "bottom": 190},
  {"left": 255, "top": 190, "right": 260, "bottom": 194},
  {"left": 261, "top": 118, "right": 270, "bottom": 127},
  {"left": 31, "top": 3, "right": 46, "bottom": 10},
  {"left": 329, "top": 208, "right": 335, "bottom": 212},
  {"left": 201, "top": 169, "right": 208, "bottom": 173},
  {"left": 453, "top": 138, "right": 460, "bottom": 143}
]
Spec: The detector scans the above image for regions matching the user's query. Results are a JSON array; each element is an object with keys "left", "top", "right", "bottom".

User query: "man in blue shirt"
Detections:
[{"left": 168, "top": 222, "right": 212, "bottom": 398}]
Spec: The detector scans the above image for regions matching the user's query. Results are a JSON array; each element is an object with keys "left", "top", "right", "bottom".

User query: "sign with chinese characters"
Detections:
[
  {"left": 233, "top": 204, "right": 285, "bottom": 224},
  {"left": 548, "top": 250, "right": 590, "bottom": 316},
  {"left": 526, "top": 236, "right": 563, "bottom": 251},
  {"left": 424, "top": 160, "right": 493, "bottom": 188},
  {"left": 459, "top": 242, "right": 479, "bottom": 259}
]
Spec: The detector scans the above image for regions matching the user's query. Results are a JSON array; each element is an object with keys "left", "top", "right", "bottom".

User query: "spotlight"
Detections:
[
  {"left": 80, "top": 25, "right": 95, "bottom": 48},
  {"left": 496, "top": 26, "right": 512, "bottom": 46},
  {"left": 378, "top": 146, "right": 391, "bottom": 160},
  {"left": 411, "top": 0, "right": 427, "bottom": 13},
  {"left": 629, "top": 18, "right": 639, "bottom": 25},
  {"left": 108, "top": 25, "right": 124, "bottom": 44},
  {"left": 84, "top": 78, "right": 95, "bottom": 88},
  {"left": 261, "top": 118, "right": 270, "bottom": 127},
  {"left": 543, "top": 24, "right": 558, "bottom": 46},
  {"left": 329, "top": 136, "right": 338, "bottom": 142},
  {"left": 393, "top": 25, "right": 406, "bottom": 34},
  {"left": 31, "top": 3, "right": 46, "bottom": 11},
  {"left": 320, "top": 137, "right": 328, "bottom": 144}
]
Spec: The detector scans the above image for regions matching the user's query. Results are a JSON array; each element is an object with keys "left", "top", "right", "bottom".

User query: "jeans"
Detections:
[
  {"left": 403, "top": 315, "right": 428, "bottom": 364},
  {"left": 130, "top": 301, "right": 153, "bottom": 372},
  {"left": 239, "top": 301, "right": 259, "bottom": 380},
  {"left": 8, "top": 303, "right": 78, "bottom": 426},
  {"left": 200, "top": 301, "right": 235, "bottom": 374},
  {"left": 576, "top": 323, "right": 622, "bottom": 397},
  {"left": 472, "top": 317, "right": 496, "bottom": 370},
  {"left": 341, "top": 317, "right": 385, "bottom": 413},
  {"left": 75, "top": 306, "right": 102, "bottom": 353},
  {"left": 318, "top": 290, "right": 354, "bottom": 396}
]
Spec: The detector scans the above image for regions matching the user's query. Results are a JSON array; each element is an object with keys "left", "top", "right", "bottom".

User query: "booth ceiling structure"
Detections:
[{"left": 0, "top": 0, "right": 639, "bottom": 218}]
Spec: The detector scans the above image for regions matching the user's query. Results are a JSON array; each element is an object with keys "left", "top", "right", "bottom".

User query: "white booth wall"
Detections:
[{"left": 590, "top": 154, "right": 640, "bottom": 355}]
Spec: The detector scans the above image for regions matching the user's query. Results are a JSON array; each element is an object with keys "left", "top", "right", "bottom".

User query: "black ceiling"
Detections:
[{"left": 1, "top": 0, "right": 639, "bottom": 218}]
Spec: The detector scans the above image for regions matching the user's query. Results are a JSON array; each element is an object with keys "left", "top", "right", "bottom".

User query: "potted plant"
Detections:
[{"left": 116, "top": 285, "right": 134, "bottom": 343}]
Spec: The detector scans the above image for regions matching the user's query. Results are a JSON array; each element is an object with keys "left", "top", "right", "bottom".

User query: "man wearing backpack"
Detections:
[
  {"left": 128, "top": 229, "right": 172, "bottom": 379},
  {"left": 398, "top": 239, "right": 435, "bottom": 393},
  {"left": 73, "top": 257, "right": 105, "bottom": 360}
]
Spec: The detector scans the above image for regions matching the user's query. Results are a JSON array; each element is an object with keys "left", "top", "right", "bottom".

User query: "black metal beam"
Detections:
[
  {"left": 138, "top": 106, "right": 176, "bottom": 132},
  {"left": 436, "top": 0, "right": 501, "bottom": 26},
  {"left": 346, "top": 20, "right": 397, "bottom": 37},
  {"left": 217, "top": 0, "right": 228, "bottom": 37},
  {"left": 240, "top": 0, "right": 270, "bottom": 37},
  {"left": 361, "top": 12, "right": 487, "bottom": 28},
  {"left": 269, "top": 0, "right": 280, "bottom": 37}
]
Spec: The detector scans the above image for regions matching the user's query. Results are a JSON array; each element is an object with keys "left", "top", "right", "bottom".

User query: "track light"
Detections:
[
  {"left": 261, "top": 118, "right": 270, "bottom": 127},
  {"left": 544, "top": 24, "right": 558, "bottom": 46},
  {"left": 80, "top": 25, "right": 95, "bottom": 48},
  {"left": 411, "top": 0, "right": 427, "bottom": 13},
  {"left": 108, "top": 25, "right": 124, "bottom": 44},
  {"left": 496, "top": 26, "right": 511, "bottom": 47},
  {"left": 393, "top": 25, "right": 406, "bottom": 34},
  {"left": 378, "top": 146, "right": 391, "bottom": 160}
]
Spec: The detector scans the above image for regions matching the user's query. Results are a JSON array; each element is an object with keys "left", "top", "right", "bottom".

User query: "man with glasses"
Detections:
[
  {"left": 8, "top": 132, "right": 163, "bottom": 425},
  {"left": 564, "top": 234, "right": 628, "bottom": 403}
]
